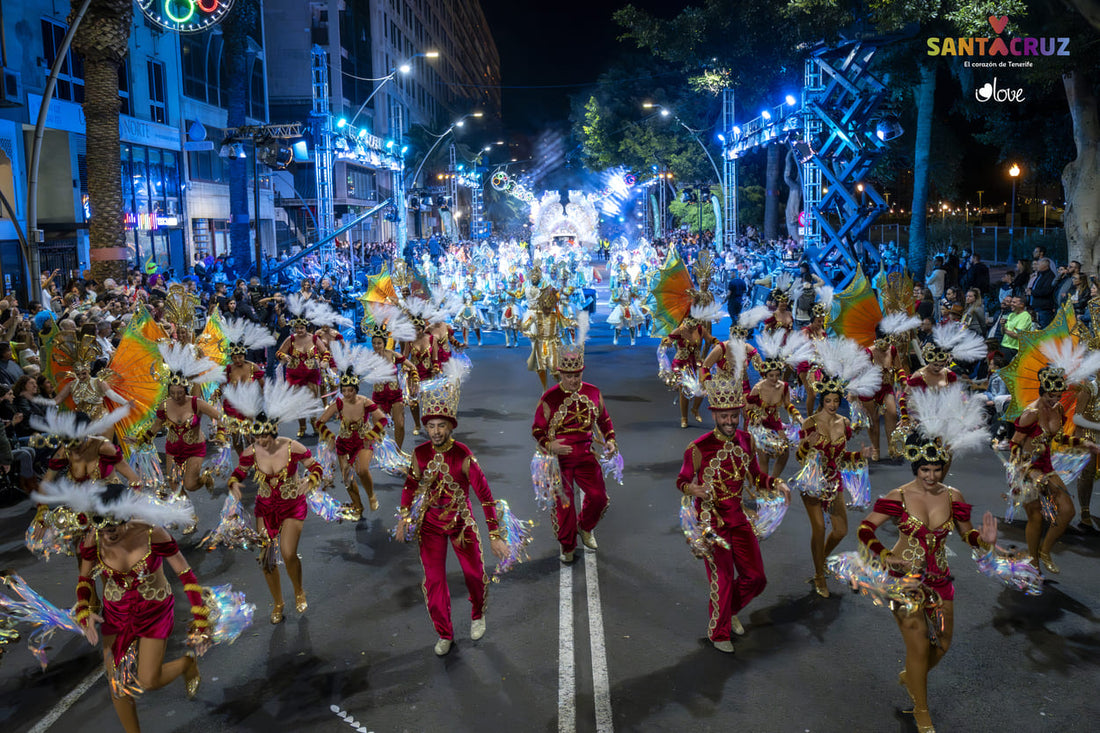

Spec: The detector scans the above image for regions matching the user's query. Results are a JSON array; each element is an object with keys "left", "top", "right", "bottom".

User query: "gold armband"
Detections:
[
  {"left": 488, "top": 529, "right": 503, "bottom": 540},
  {"left": 190, "top": 605, "right": 210, "bottom": 617}
]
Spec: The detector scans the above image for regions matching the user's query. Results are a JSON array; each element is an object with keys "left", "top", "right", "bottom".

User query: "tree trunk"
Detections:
[
  {"left": 783, "top": 149, "right": 802, "bottom": 244},
  {"left": 907, "top": 62, "right": 937, "bottom": 279},
  {"left": 72, "top": 0, "right": 132, "bottom": 285},
  {"left": 1062, "top": 69, "right": 1100, "bottom": 275},
  {"left": 764, "top": 143, "right": 781, "bottom": 241},
  {"left": 223, "top": 0, "right": 260, "bottom": 278}
]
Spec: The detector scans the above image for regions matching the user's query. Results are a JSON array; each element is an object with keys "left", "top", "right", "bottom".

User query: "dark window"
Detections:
[
  {"left": 41, "top": 18, "right": 84, "bottom": 102},
  {"left": 181, "top": 34, "right": 206, "bottom": 102},
  {"left": 249, "top": 59, "right": 265, "bottom": 119},
  {"left": 147, "top": 60, "right": 167, "bottom": 124},
  {"left": 118, "top": 57, "right": 131, "bottom": 116}
]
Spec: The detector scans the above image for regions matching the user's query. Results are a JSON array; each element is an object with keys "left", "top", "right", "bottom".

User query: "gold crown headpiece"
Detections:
[
  {"left": 903, "top": 436, "right": 952, "bottom": 465},
  {"left": 72, "top": 334, "right": 102, "bottom": 370},
  {"left": 251, "top": 412, "right": 281, "bottom": 435},
  {"left": 419, "top": 377, "right": 460, "bottom": 426},
  {"left": 167, "top": 370, "right": 190, "bottom": 387},
  {"left": 163, "top": 284, "right": 200, "bottom": 333},
  {"left": 813, "top": 375, "right": 848, "bottom": 396},
  {"left": 810, "top": 302, "right": 829, "bottom": 319},
  {"left": 772, "top": 289, "right": 792, "bottom": 305},
  {"left": 289, "top": 316, "right": 311, "bottom": 328},
  {"left": 1038, "top": 366, "right": 1067, "bottom": 394},
  {"left": 339, "top": 367, "right": 360, "bottom": 387},
  {"left": 369, "top": 323, "right": 390, "bottom": 340},
  {"left": 921, "top": 342, "right": 951, "bottom": 365},
  {"left": 229, "top": 341, "right": 248, "bottom": 356},
  {"left": 558, "top": 345, "right": 585, "bottom": 373},
  {"left": 758, "top": 357, "right": 786, "bottom": 375},
  {"left": 703, "top": 375, "right": 746, "bottom": 410}
]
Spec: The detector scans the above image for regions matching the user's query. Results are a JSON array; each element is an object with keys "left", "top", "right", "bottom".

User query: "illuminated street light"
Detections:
[{"left": 1009, "top": 162, "right": 1021, "bottom": 248}]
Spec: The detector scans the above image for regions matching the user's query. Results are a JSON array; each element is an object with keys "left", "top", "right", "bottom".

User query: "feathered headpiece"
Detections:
[
  {"left": 812, "top": 337, "right": 882, "bottom": 399},
  {"left": 756, "top": 328, "right": 815, "bottom": 375},
  {"left": 419, "top": 358, "right": 470, "bottom": 427},
  {"left": 558, "top": 312, "right": 589, "bottom": 373},
  {"left": 162, "top": 284, "right": 201, "bottom": 334},
  {"left": 367, "top": 303, "right": 417, "bottom": 343},
  {"left": 158, "top": 342, "right": 226, "bottom": 388},
  {"left": 770, "top": 271, "right": 796, "bottom": 305},
  {"left": 32, "top": 478, "right": 194, "bottom": 529},
  {"left": 905, "top": 383, "right": 989, "bottom": 464},
  {"left": 285, "top": 293, "right": 352, "bottom": 330},
  {"left": 285, "top": 293, "right": 313, "bottom": 329},
  {"left": 330, "top": 341, "right": 396, "bottom": 388},
  {"left": 430, "top": 286, "right": 464, "bottom": 323},
  {"left": 30, "top": 405, "right": 131, "bottom": 448},
  {"left": 222, "top": 317, "right": 277, "bottom": 356},
  {"left": 730, "top": 304, "right": 772, "bottom": 340},
  {"left": 223, "top": 376, "right": 322, "bottom": 435},
  {"left": 1037, "top": 338, "right": 1100, "bottom": 394},
  {"left": 923, "top": 323, "right": 986, "bottom": 365},
  {"left": 810, "top": 285, "right": 834, "bottom": 321},
  {"left": 403, "top": 297, "right": 435, "bottom": 330},
  {"left": 878, "top": 312, "right": 921, "bottom": 341},
  {"left": 688, "top": 301, "right": 725, "bottom": 324}
]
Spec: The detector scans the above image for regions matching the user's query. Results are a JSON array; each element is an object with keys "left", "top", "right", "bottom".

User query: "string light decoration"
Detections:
[{"left": 138, "top": 0, "right": 234, "bottom": 33}]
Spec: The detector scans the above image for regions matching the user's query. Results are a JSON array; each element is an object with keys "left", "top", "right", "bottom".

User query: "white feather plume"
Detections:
[
  {"left": 262, "top": 377, "right": 323, "bottom": 424},
  {"left": 780, "top": 329, "right": 817, "bottom": 367},
  {"left": 932, "top": 323, "right": 987, "bottom": 363},
  {"left": 31, "top": 476, "right": 103, "bottom": 514},
  {"left": 96, "top": 491, "right": 195, "bottom": 529},
  {"left": 775, "top": 271, "right": 794, "bottom": 295},
  {"left": 158, "top": 342, "right": 226, "bottom": 385},
  {"left": 221, "top": 380, "right": 263, "bottom": 420},
  {"left": 222, "top": 316, "right": 277, "bottom": 350},
  {"left": 285, "top": 292, "right": 310, "bottom": 317},
  {"left": 574, "top": 311, "right": 590, "bottom": 346},
  {"left": 813, "top": 337, "right": 882, "bottom": 399},
  {"left": 738, "top": 305, "right": 773, "bottom": 330},
  {"left": 879, "top": 312, "right": 921, "bottom": 336},
  {"left": 814, "top": 285, "right": 834, "bottom": 315},
  {"left": 755, "top": 328, "right": 786, "bottom": 360},
  {"left": 303, "top": 299, "right": 353, "bottom": 329},
  {"left": 909, "top": 383, "right": 990, "bottom": 456},
  {"left": 370, "top": 304, "right": 417, "bottom": 342},
  {"left": 1040, "top": 337, "right": 1100, "bottom": 386},
  {"left": 403, "top": 297, "right": 435, "bottom": 322},
  {"left": 30, "top": 404, "right": 131, "bottom": 440},
  {"left": 441, "top": 354, "right": 471, "bottom": 385},
  {"left": 430, "top": 288, "right": 465, "bottom": 321},
  {"left": 726, "top": 338, "right": 746, "bottom": 386},
  {"left": 330, "top": 341, "right": 396, "bottom": 385},
  {"left": 690, "top": 301, "right": 726, "bottom": 323}
]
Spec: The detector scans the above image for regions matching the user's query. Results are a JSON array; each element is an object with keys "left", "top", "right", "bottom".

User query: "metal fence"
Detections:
[{"left": 863, "top": 224, "right": 1067, "bottom": 265}]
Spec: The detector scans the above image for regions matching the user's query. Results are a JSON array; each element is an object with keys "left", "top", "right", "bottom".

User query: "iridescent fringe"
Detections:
[
  {"left": 679, "top": 497, "right": 730, "bottom": 559},
  {"left": 826, "top": 550, "right": 927, "bottom": 617},
  {"left": 24, "top": 508, "right": 84, "bottom": 560},
  {"left": 372, "top": 431, "right": 412, "bottom": 477},
  {"left": 128, "top": 442, "right": 164, "bottom": 484},
  {"left": 492, "top": 499, "right": 536, "bottom": 577},
  {"left": 390, "top": 492, "right": 426, "bottom": 542},
  {"left": 531, "top": 450, "right": 567, "bottom": 510},
  {"left": 206, "top": 441, "right": 233, "bottom": 479},
  {"left": 0, "top": 572, "right": 83, "bottom": 669},
  {"left": 657, "top": 347, "right": 679, "bottom": 390},
  {"left": 789, "top": 453, "right": 826, "bottom": 499},
  {"left": 1052, "top": 450, "right": 1090, "bottom": 486},
  {"left": 841, "top": 463, "right": 871, "bottom": 510},
  {"left": 308, "top": 489, "right": 357, "bottom": 522},
  {"left": 748, "top": 425, "right": 789, "bottom": 457},
  {"left": 848, "top": 401, "right": 870, "bottom": 432},
  {"left": 193, "top": 585, "right": 256, "bottom": 646},
  {"left": 199, "top": 497, "right": 268, "bottom": 553},
  {"left": 315, "top": 440, "right": 338, "bottom": 488},
  {"left": 785, "top": 422, "right": 802, "bottom": 443},
  {"left": 450, "top": 351, "right": 473, "bottom": 376},
  {"left": 680, "top": 369, "right": 703, "bottom": 398},
  {"left": 109, "top": 641, "right": 144, "bottom": 698},
  {"left": 746, "top": 490, "right": 789, "bottom": 540},
  {"left": 972, "top": 547, "right": 1043, "bottom": 596},
  {"left": 598, "top": 449, "right": 624, "bottom": 485}
]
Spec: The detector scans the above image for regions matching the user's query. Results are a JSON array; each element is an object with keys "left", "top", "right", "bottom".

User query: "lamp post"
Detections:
[
  {"left": 406, "top": 112, "right": 483, "bottom": 191},
  {"left": 1042, "top": 199, "right": 1048, "bottom": 230},
  {"left": 1008, "top": 163, "right": 1020, "bottom": 250},
  {"left": 347, "top": 51, "right": 439, "bottom": 130}
]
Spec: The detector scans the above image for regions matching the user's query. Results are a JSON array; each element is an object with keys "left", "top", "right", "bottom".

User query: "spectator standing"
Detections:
[
  {"left": 960, "top": 252, "right": 990, "bottom": 295},
  {"left": 1011, "top": 258, "right": 1031, "bottom": 298},
  {"left": 999, "top": 296, "right": 1033, "bottom": 362},
  {"left": 926, "top": 256, "right": 946, "bottom": 303},
  {"left": 1027, "top": 257, "right": 1056, "bottom": 327},
  {"left": 962, "top": 288, "right": 987, "bottom": 340},
  {"left": 1053, "top": 260, "right": 1080, "bottom": 304}
]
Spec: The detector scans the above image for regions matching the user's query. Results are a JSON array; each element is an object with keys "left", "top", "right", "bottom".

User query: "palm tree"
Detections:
[{"left": 71, "top": 0, "right": 132, "bottom": 284}]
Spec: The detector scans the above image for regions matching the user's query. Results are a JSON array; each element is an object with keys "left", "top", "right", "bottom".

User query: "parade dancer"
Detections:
[
  {"left": 403, "top": 300, "right": 440, "bottom": 436},
  {"left": 219, "top": 317, "right": 276, "bottom": 454},
  {"left": 531, "top": 315, "right": 618, "bottom": 562},
  {"left": 1074, "top": 309, "right": 1100, "bottom": 528},
  {"left": 676, "top": 372, "right": 790, "bottom": 652},
  {"left": 524, "top": 285, "right": 573, "bottom": 391},
  {"left": 608, "top": 272, "right": 646, "bottom": 346},
  {"left": 50, "top": 335, "right": 130, "bottom": 429},
  {"left": 500, "top": 274, "right": 525, "bottom": 348},
  {"left": 662, "top": 306, "right": 721, "bottom": 428},
  {"left": 33, "top": 479, "right": 206, "bottom": 733},
  {"left": 838, "top": 383, "right": 1037, "bottom": 733},
  {"left": 395, "top": 366, "right": 508, "bottom": 655},
  {"left": 225, "top": 377, "right": 324, "bottom": 623},
  {"left": 454, "top": 292, "right": 485, "bottom": 347},
  {"left": 859, "top": 314, "right": 919, "bottom": 461},
  {"left": 745, "top": 329, "right": 813, "bottom": 478},
  {"left": 793, "top": 337, "right": 878, "bottom": 597},
  {"left": 314, "top": 343, "right": 395, "bottom": 519},
  {"left": 368, "top": 304, "right": 418, "bottom": 449},
  {"left": 35, "top": 406, "right": 141, "bottom": 487},
  {"left": 277, "top": 293, "right": 349, "bottom": 438},
  {"left": 1007, "top": 340, "right": 1100, "bottom": 573}
]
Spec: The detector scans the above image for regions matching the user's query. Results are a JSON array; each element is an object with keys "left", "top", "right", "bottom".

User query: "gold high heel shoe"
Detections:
[
  {"left": 899, "top": 670, "right": 915, "bottom": 711},
  {"left": 295, "top": 590, "right": 308, "bottom": 614},
  {"left": 369, "top": 495, "right": 380, "bottom": 512},
  {"left": 911, "top": 707, "right": 936, "bottom": 733},
  {"left": 270, "top": 602, "right": 285, "bottom": 624},
  {"left": 184, "top": 656, "right": 201, "bottom": 700},
  {"left": 812, "top": 574, "right": 830, "bottom": 598},
  {"left": 680, "top": 418, "right": 688, "bottom": 429},
  {"left": 1039, "top": 551, "right": 1060, "bottom": 574}
]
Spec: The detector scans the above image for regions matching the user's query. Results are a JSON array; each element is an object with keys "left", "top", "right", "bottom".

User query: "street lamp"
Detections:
[
  {"left": 406, "top": 112, "right": 483, "bottom": 190},
  {"left": 348, "top": 50, "right": 439, "bottom": 129},
  {"left": 1042, "top": 200, "right": 1048, "bottom": 230},
  {"left": 1008, "top": 163, "right": 1020, "bottom": 249}
]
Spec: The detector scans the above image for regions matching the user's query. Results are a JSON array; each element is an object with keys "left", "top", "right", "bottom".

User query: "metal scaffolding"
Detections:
[{"left": 310, "top": 46, "right": 336, "bottom": 267}]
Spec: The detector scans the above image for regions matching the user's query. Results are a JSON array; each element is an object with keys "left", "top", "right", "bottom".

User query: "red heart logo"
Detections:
[{"left": 988, "top": 15, "right": 1008, "bottom": 34}]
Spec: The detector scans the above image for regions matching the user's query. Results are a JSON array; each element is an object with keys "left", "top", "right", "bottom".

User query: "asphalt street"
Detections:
[{"left": 2, "top": 301, "right": 1099, "bottom": 733}]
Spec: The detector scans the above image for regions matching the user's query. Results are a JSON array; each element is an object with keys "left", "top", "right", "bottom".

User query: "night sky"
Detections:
[{"left": 480, "top": 0, "right": 675, "bottom": 135}]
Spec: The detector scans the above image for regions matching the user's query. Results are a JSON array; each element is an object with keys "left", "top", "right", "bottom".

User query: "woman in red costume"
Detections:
[
  {"left": 402, "top": 300, "right": 440, "bottom": 436},
  {"left": 662, "top": 307, "right": 719, "bottom": 428},
  {"left": 277, "top": 293, "right": 350, "bottom": 437},
  {"left": 859, "top": 314, "right": 918, "bottom": 461},
  {"left": 314, "top": 342, "right": 395, "bottom": 519},
  {"left": 745, "top": 329, "right": 813, "bottom": 478},
  {"left": 133, "top": 343, "right": 224, "bottom": 496},
  {"left": 33, "top": 478, "right": 207, "bottom": 733},
  {"left": 367, "top": 306, "right": 417, "bottom": 449},
  {"left": 219, "top": 317, "right": 276, "bottom": 454},
  {"left": 762, "top": 288, "right": 795, "bottom": 334},
  {"left": 793, "top": 337, "right": 878, "bottom": 598},
  {"left": 226, "top": 377, "right": 324, "bottom": 624},
  {"left": 700, "top": 306, "right": 771, "bottom": 399}
]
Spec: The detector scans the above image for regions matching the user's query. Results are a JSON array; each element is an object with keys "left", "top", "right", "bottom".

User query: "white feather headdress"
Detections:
[
  {"left": 158, "top": 342, "right": 226, "bottom": 385},
  {"left": 31, "top": 476, "right": 103, "bottom": 515},
  {"left": 755, "top": 328, "right": 787, "bottom": 361},
  {"left": 222, "top": 316, "right": 277, "bottom": 350},
  {"left": 780, "top": 329, "right": 817, "bottom": 367},
  {"left": 932, "top": 323, "right": 987, "bottom": 363},
  {"left": 260, "top": 376, "right": 324, "bottom": 424},
  {"left": 96, "top": 490, "right": 196, "bottom": 529},
  {"left": 30, "top": 404, "right": 131, "bottom": 441},
  {"left": 430, "top": 287, "right": 465, "bottom": 322},
  {"left": 285, "top": 292, "right": 311, "bottom": 318},
  {"left": 814, "top": 285, "right": 834, "bottom": 314},
  {"left": 304, "top": 299, "right": 353, "bottom": 329},
  {"left": 369, "top": 304, "right": 417, "bottom": 342},
  {"left": 1040, "top": 338, "right": 1100, "bottom": 386},
  {"left": 330, "top": 341, "right": 397, "bottom": 385},
  {"left": 908, "top": 382, "right": 989, "bottom": 457},
  {"left": 222, "top": 380, "right": 263, "bottom": 419},
  {"left": 813, "top": 336, "right": 882, "bottom": 399},
  {"left": 689, "top": 301, "right": 726, "bottom": 323},
  {"left": 880, "top": 312, "right": 921, "bottom": 336},
  {"left": 738, "top": 305, "right": 773, "bottom": 331}
]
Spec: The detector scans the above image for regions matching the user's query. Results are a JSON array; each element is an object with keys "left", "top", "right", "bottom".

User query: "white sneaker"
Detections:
[
  {"left": 471, "top": 618, "right": 486, "bottom": 640},
  {"left": 712, "top": 639, "right": 735, "bottom": 653},
  {"left": 579, "top": 529, "right": 598, "bottom": 550},
  {"left": 630, "top": 337, "right": 636, "bottom": 346},
  {"left": 731, "top": 616, "right": 745, "bottom": 636},
  {"left": 434, "top": 638, "right": 453, "bottom": 656}
]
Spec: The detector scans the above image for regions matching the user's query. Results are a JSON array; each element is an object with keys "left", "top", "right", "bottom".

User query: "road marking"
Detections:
[
  {"left": 559, "top": 559, "right": 575, "bottom": 733},
  {"left": 584, "top": 552, "right": 614, "bottom": 732},
  {"left": 28, "top": 668, "right": 103, "bottom": 733}
]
